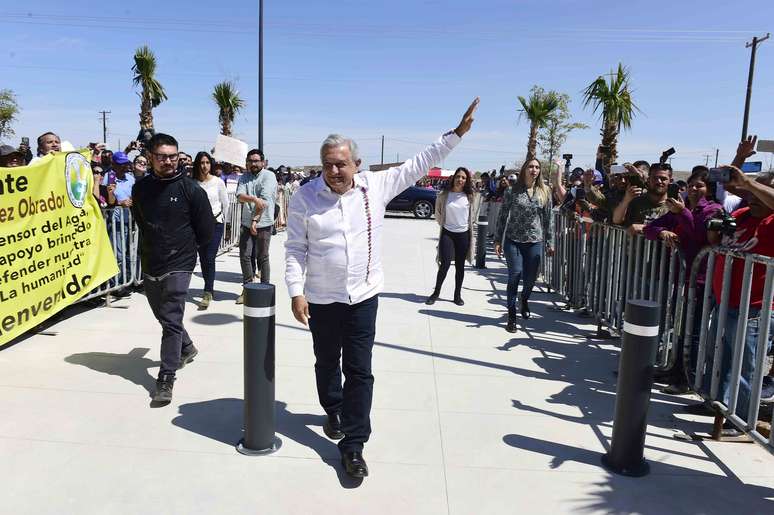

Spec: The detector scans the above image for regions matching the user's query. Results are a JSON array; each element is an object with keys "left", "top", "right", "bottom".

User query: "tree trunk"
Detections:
[
  {"left": 600, "top": 116, "right": 618, "bottom": 172},
  {"left": 527, "top": 121, "right": 539, "bottom": 162},
  {"left": 221, "top": 116, "right": 232, "bottom": 137},
  {"left": 139, "top": 91, "right": 154, "bottom": 131}
]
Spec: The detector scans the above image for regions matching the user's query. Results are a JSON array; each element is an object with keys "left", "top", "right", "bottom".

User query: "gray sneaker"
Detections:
[{"left": 153, "top": 374, "right": 175, "bottom": 403}]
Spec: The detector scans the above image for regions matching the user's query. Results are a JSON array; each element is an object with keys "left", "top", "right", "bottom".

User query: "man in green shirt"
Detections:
[
  {"left": 612, "top": 163, "right": 671, "bottom": 235},
  {"left": 236, "top": 149, "right": 277, "bottom": 304}
]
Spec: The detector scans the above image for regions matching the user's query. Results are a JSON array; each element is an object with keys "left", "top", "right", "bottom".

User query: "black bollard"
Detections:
[
  {"left": 236, "top": 283, "right": 282, "bottom": 456},
  {"left": 601, "top": 299, "right": 660, "bottom": 477},
  {"left": 475, "top": 202, "right": 488, "bottom": 269}
]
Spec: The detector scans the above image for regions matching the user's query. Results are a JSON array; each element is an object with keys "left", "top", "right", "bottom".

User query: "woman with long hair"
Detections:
[
  {"left": 425, "top": 167, "right": 481, "bottom": 305},
  {"left": 494, "top": 159, "right": 554, "bottom": 332},
  {"left": 193, "top": 151, "right": 229, "bottom": 309},
  {"left": 644, "top": 166, "right": 723, "bottom": 394}
]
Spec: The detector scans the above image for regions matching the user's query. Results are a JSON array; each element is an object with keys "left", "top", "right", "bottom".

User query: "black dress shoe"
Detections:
[
  {"left": 323, "top": 413, "right": 344, "bottom": 440},
  {"left": 520, "top": 299, "right": 531, "bottom": 319},
  {"left": 453, "top": 296, "right": 464, "bottom": 306},
  {"left": 506, "top": 317, "right": 517, "bottom": 333},
  {"left": 425, "top": 293, "right": 439, "bottom": 305},
  {"left": 341, "top": 451, "right": 369, "bottom": 478}
]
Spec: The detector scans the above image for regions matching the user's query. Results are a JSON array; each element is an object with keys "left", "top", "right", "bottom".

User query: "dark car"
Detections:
[{"left": 386, "top": 185, "right": 437, "bottom": 219}]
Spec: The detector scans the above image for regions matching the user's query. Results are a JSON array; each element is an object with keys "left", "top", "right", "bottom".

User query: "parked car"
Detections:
[{"left": 386, "top": 186, "right": 437, "bottom": 218}]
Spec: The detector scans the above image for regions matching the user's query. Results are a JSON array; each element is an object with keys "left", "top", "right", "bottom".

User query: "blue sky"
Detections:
[{"left": 1, "top": 0, "right": 772, "bottom": 172}]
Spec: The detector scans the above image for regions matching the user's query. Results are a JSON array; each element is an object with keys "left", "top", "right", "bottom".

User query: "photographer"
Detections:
[
  {"left": 693, "top": 168, "right": 774, "bottom": 424},
  {"left": 612, "top": 163, "right": 671, "bottom": 234}
]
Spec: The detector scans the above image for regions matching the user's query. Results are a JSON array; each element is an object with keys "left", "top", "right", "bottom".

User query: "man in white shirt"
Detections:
[{"left": 284, "top": 98, "right": 479, "bottom": 479}]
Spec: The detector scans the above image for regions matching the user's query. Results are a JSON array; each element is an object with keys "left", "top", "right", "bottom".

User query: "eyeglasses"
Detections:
[{"left": 152, "top": 153, "right": 179, "bottom": 162}]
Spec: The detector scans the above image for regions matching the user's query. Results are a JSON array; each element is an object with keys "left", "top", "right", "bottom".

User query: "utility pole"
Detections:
[
  {"left": 258, "top": 0, "right": 264, "bottom": 150},
  {"left": 99, "top": 110, "right": 111, "bottom": 144},
  {"left": 741, "top": 33, "right": 770, "bottom": 140},
  {"left": 703, "top": 154, "right": 711, "bottom": 166},
  {"left": 714, "top": 148, "right": 719, "bottom": 168},
  {"left": 380, "top": 135, "right": 384, "bottom": 165}
]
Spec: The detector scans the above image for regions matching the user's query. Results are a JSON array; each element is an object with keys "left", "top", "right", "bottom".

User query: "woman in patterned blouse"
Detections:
[{"left": 494, "top": 159, "right": 555, "bottom": 333}]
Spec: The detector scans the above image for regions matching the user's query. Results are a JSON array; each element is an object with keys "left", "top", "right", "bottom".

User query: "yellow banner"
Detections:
[{"left": 0, "top": 151, "right": 119, "bottom": 347}]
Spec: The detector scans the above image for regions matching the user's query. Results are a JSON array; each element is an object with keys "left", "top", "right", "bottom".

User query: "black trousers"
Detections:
[
  {"left": 308, "top": 295, "right": 378, "bottom": 453},
  {"left": 144, "top": 272, "right": 194, "bottom": 377},
  {"left": 239, "top": 225, "right": 272, "bottom": 284},
  {"left": 433, "top": 228, "right": 470, "bottom": 297}
]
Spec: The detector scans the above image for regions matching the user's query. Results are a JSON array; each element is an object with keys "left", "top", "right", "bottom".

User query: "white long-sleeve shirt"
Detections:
[
  {"left": 285, "top": 130, "right": 461, "bottom": 305},
  {"left": 198, "top": 176, "right": 230, "bottom": 223}
]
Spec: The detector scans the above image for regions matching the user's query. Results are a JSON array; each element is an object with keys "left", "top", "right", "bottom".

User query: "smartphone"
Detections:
[
  {"left": 757, "top": 139, "right": 774, "bottom": 153},
  {"left": 610, "top": 164, "right": 626, "bottom": 174},
  {"left": 21, "top": 136, "right": 29, "bottom": 146},
  {"left": 667, "top": 183, "right": 680, "bottom": 199},
  {"left": 708, "top": 167, "right": 730, "bottom": 183}
]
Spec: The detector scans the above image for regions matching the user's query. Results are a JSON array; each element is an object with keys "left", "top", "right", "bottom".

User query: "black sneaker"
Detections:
[
  {"left": 506, "top": 316, "right": 517, "bottom": 333},
  {"left": 179, "top": 345, "right": 199, "bottom": 369},
  {"left": 425, "top": 293, "right": 439, "bottom": 305},
  {"left": 153, "top": 373, "right": 175, "bottom": 403}
]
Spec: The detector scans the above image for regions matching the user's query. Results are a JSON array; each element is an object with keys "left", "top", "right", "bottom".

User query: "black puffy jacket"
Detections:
[{"left": 131, "top": 171, "right": 215, "bottom": 277}]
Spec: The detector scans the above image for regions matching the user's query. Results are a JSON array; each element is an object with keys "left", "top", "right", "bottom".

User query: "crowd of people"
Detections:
[{"left": 1, "top": 100, "right": 772, "bottom": 473}]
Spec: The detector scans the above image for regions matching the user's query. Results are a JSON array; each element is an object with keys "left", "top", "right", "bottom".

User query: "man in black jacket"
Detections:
[{"left": 131, "top": 133, "right": 215, "bottom": 402}]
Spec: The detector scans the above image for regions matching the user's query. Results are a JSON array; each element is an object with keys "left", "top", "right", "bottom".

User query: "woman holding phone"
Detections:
[
  {"left": 644, "top": 166, "right": 723, "bottom": 394},
  {"left": 194, "top": 151, "right": 229, "bottom": 309},
  {"left": 494, "top": 159, "right": 554, "bottom": 333},
  {"left": 425, "top": 167, "right": 480, "bottom": 306}
]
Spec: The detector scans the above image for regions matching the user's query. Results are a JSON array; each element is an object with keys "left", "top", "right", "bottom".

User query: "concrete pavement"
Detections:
[{"left": 1, "top": 215, "right": 772, "bottom": 514}]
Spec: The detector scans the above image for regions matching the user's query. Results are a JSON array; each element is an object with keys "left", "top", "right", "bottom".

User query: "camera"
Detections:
[
  {"left": 562, "top": 154, "right": 573, "bottom": 160},
  {"left": 659, "top": 147, "right": 676, "bottom": 165},
  {"left": 708, "top": 167, "right": 730, "bottom": 183},
  {"left": 706, "top": 212, "right": 737, "bottom": 235}
]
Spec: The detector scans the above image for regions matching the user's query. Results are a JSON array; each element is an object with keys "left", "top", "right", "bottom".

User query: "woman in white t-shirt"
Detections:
[
  {"left": 425, "top": 167, "right": 480, "bottom": 306},
  {"left": 194, "top": 151, "right": 230, "bottom": 309}
]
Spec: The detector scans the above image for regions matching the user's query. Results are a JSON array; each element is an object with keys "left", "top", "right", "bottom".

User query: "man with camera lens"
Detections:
[
  {"left": 702, "top": 167, "right": 774, "bottom": 423},
  {"left": 612, "top": 163, "right": 672, "bottom": 234}
]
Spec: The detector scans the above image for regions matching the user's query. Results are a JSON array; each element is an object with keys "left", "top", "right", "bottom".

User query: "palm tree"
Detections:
[
  {"left": 212, "top": 81, "right": 245, "bottom": 137},
  {"left": 132, "top": 46, "right": 167, "bottom": 131},
  {"left": 517, "top": 86, "right": 560, "bottom": 162},
  {"left": 582, "top": 63, "right": 639, "bottom": 171}
]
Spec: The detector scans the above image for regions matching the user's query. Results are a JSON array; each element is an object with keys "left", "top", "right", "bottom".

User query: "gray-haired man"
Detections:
[{"left": 284, "top": 98, "right": 479, "bottom": 479}]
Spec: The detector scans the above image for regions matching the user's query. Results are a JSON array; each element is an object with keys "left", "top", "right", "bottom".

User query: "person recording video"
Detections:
[{"left": 612, "top": 162, "right": 672, "bottom": 234}]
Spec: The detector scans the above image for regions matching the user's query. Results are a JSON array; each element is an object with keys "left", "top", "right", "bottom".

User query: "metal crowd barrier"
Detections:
[
  {"left": 546, "top": 209, "right": 686, "bottom": 370},
  {"left": 545, "top": 209, "right": 774, "bottom": 455},
  {"left": 683, "top": 246, "right": 774, "bottom": 454}
]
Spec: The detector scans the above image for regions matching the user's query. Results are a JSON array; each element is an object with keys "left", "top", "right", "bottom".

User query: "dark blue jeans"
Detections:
[
  {"left": 308, "top": 295, "right": 378, "bottom": 453},
  {"left": 503, "top": 239, "right": 543, "bottom": 316},
  {"left": 197, "top": 222, "right": 224, "bottom": 293}
]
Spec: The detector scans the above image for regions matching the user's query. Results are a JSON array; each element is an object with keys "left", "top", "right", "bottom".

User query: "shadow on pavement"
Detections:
[
  {"left": 503, "top": 433, "right": 774, "bottom": 514},
  {"left": 380, "top": 292, "right": 428, "bottom": 304},
  {"left": 191, "top": 313, "right": 242, "bottom": 326},
  {"left": 65, "top": 347, "right": 159, "bottom": 397},
  {"left": 171, "top": 398, "right": 363, "bottom": 488}
]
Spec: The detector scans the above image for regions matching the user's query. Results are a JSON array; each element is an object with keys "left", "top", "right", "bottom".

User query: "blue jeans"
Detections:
[
  {"left": 504, "top": 240, "right": 543, "bottom": 316},
  {"left": 197, "top": 222, "right": 224, "bottom": 293},
  {"left": 706, "top": 303, "right": 774, "bottom": 419}
]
